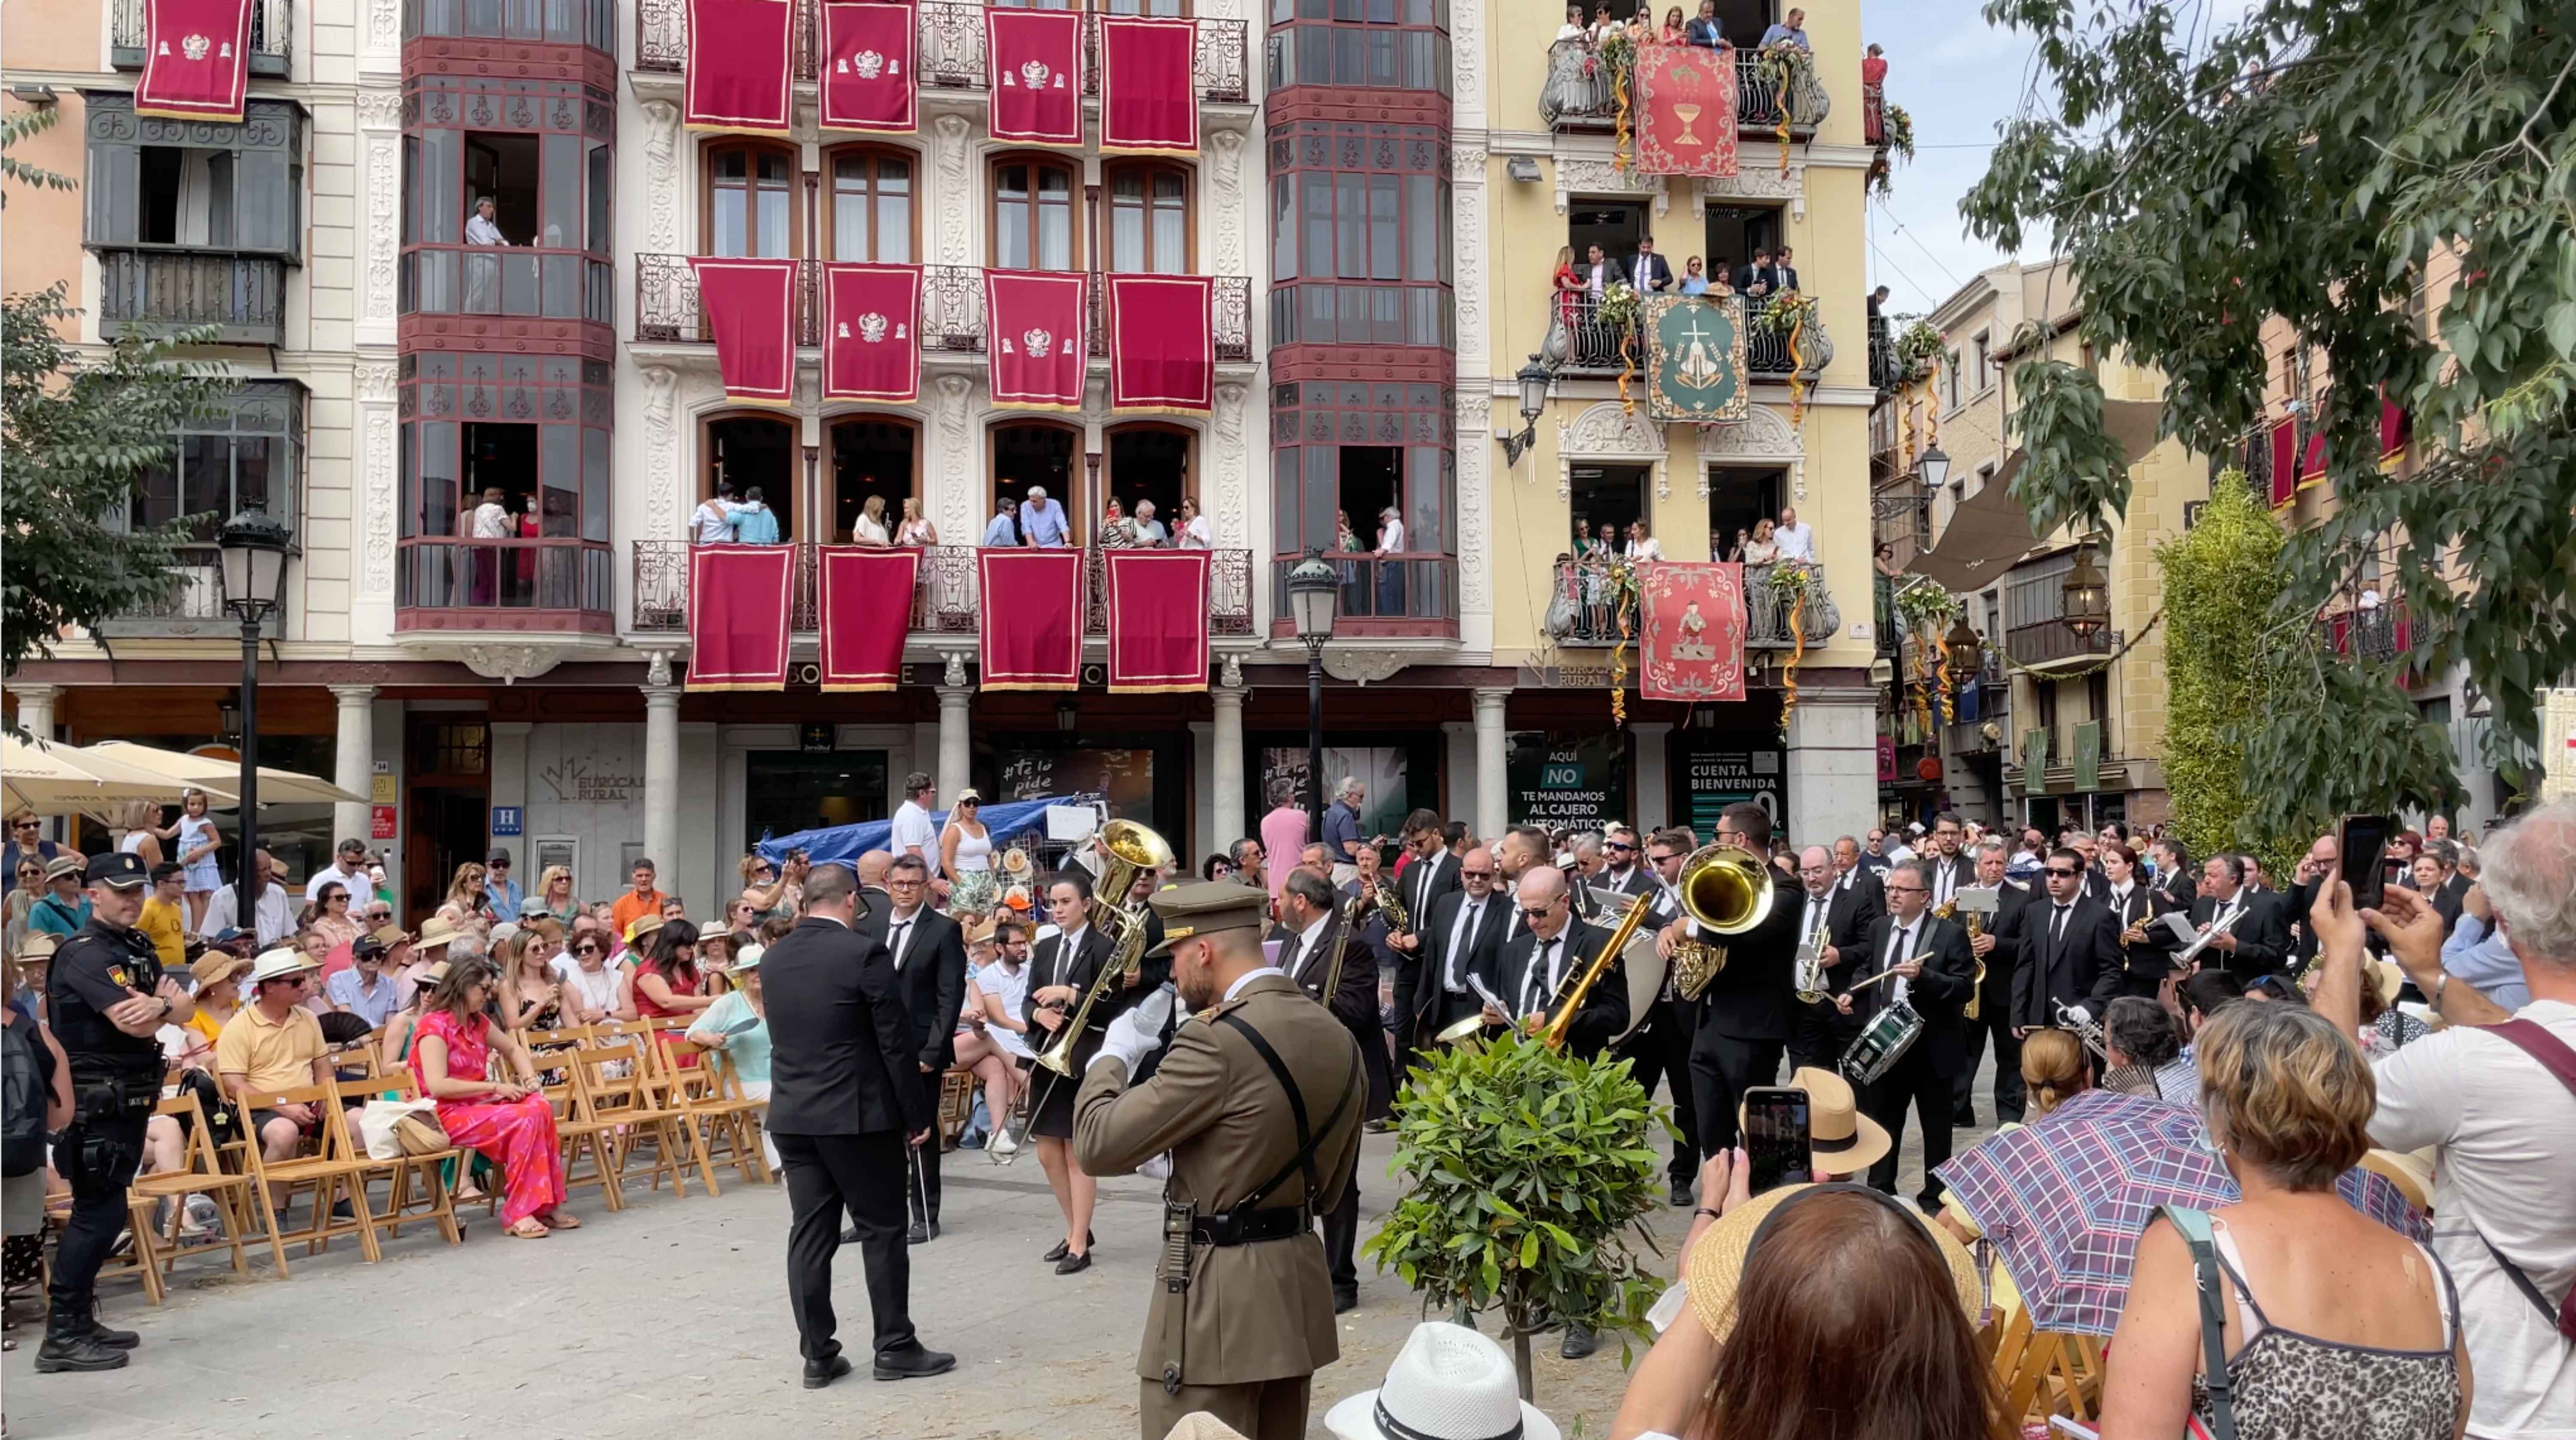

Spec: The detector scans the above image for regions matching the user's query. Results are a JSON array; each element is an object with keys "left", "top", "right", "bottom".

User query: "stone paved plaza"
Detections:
[{"left": 4, "top": 1075, "right": 1993, "bottom": 1440}]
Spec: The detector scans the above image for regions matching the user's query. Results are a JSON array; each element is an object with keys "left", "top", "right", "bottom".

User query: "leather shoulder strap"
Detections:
[
  {"left": 1217, "top": 1010, "right": 1361, "bottom": 1212},
  {"left": 2480, "top": 1018, "right": 2576, "bottom": 1097},
  {"left": 2159, "top": 1206, "right": 2240, "bottom": 1440}
]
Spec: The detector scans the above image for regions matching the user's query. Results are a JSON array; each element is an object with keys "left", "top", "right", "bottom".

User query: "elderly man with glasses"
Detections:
[{"left": 1837, "top": 857, "right": 1976, "bottom": 1212}]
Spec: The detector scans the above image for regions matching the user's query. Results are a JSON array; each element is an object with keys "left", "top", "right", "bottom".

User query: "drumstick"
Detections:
[{"left": 1839, "top": 950, "right": 1934, "bottom": 1000}]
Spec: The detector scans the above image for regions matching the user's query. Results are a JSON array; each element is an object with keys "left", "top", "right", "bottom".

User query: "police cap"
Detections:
[{"left": 84, "top": 852, "right": 149, "bottom": 890}]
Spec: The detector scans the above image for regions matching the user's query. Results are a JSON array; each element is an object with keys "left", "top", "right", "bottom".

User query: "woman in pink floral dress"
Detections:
[{"left": 407, "top": 957, "right": 576, "bottom": 1239}]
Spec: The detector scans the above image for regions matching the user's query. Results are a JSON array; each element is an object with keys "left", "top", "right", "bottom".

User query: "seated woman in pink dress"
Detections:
[{"left": 406, "top": 957, "right": 576, "bottom": 1239}]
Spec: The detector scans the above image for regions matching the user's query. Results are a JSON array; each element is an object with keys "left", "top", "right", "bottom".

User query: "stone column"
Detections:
[
  {"left": 9, "top": 684, "right": 61, "bottom": 743},
  {"left": 487, "top": 720, "right": 532, "bottom": 869},
  {"left": 1784, "top": 686, "right": 1881, "bottom": 849},
  {"left": 1473, "top": 687, "right": 1511, "bottom": 839},
  {"left": 329, "top": 684, "right": 378, "bottom": 849},
  {"left": 643, "top": 668, "right": 682, "bottom": 878},
  {"left": 1211, "top": 680, "right": 1248, "bottom": 845},
  {"left": 1629, "top": 721, "right": 1672, "bottom": 835},
  {"left": 936, "top": 683, "right": 973, "bottom": 804}
]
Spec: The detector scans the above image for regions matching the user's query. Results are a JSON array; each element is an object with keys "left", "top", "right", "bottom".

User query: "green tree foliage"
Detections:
[
  {"left": 3, "top": 106, "right": 228, "bottom": 679},
  {"left": 1961, "top": 0, "right": 2571, "bottom": 826},
  {"left": 1364, "top": 1035, "right": 1667, "bottom": 1400},
  {"left": 2155, "top": 475, "right": 2296, "bottom": 868}
]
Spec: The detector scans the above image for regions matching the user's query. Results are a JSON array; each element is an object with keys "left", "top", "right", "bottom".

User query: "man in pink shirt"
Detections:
[{"left": 1258, "top": 780, "right": 1310, "bottom": 904}]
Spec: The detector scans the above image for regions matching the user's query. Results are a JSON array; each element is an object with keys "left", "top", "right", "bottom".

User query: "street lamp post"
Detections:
[
  {"left": 1498, "top": 354, "right": 1553, "bottom": 468},
  {"left": 216, "top": 507, "right": 294, "bottom": 899},
  {"left": 1285, "top": 552, "right": 1341, "bottom": 840},
  {"left": 2061, "top": 541, "right": 2109, "bottom": 642}
]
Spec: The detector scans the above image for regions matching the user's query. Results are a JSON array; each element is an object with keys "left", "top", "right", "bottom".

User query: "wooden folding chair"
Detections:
[
  {"left": 39, "top": 1190, "right": 164, "bottom": 1304},
  {"left": 523, "top": 1025, "right": 623, "bottom": 1212},
  {"left": 937, "top": 1069, "right": 975, "bottom": 1149},
  {"left": 570, "top": 1036, "right": 694, "bottom": 1199},
  {"left": 662, "top": 1039, "right": 772, "bottom": 1190},
  {"left": 129, "top": 1091, "right": 285, "bottom": 1294},
  {"left": 338, "top": 1075, "right": 464, "bottom": 1249},
  {"left": 234, "top": 1082, "right": 381, "bottom": 1268}
]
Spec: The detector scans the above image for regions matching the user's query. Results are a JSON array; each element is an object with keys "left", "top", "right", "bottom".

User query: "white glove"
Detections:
[
  {"left": 1088, "top": 985, "right": 1176, "bottom": 1077},
  {"left": 2066, "top": 1005, "right": 2091, "bottom": 1026}
]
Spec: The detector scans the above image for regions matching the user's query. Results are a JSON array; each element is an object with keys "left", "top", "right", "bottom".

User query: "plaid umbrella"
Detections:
[{"left": 1932, "top": 1088, "right": 2427, "bottom": 1336}]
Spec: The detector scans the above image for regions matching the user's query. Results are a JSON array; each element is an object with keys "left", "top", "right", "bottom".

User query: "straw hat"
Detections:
[
  {"left": 412, "top": 915, "right": 466, "bottom": 952},
  {"left": 731, "top": 944, "right": 765, "bottom": 972},
  {"left": 1323, "top": 1322, "right": 1560, "bottom": 1440},
  {"left": 189, "top": 951, "right": 252, "bottom": 990},
  {"left": 2360, "top": 1147, "right": 2435, "bottom": 1212},
  {"left": 1683, "top": 1183, "right": 1986, "bottom": 1346},
  {"left": 15, "top": 933, "right": 59, "bottom": 963},
  {"left": 624, "top": 913, "right": 665, "bottom": 945},
  {"left": 999, "top": 846, "right": 1034, "bottom": 880},
  {"left": 247, "top": 946, "right": 320, "bottom": 985},
  {"left": 1736, "top": 1066, "right": 1892, "bottom": 1179}
]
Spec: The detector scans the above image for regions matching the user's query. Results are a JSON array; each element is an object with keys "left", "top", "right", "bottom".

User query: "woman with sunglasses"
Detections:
[
  {"left": 306, "top": 882, "right": 363, "bottom": 954},
  {"left": 941, "top": 789, "right": 996, "bottom": 917},
  {"left": 557, "top": 930, "right": 635, "bottom": 1024},
  {"left": 535, "top": 864, "right": 578, "bottom": 925},
  {"left": 436, "top": 862, "right": 495, "bottom": 940},
  {"left": 3, "top": 858, "right": 43, "bottom": 962}
]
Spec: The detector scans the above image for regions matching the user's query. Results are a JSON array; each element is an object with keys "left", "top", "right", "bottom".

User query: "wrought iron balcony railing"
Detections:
[
  {"left": 1538, "top": 42, "right": 1832, "bottom": 132},
  {"left": 635, "top": 0, "right": 1250, "bottom": 103},
  {"left": 631, "top": 540, "right": 1256, "bottom": 640},
  {"left": 395, "top": 538, "right": 616, "bottom": 635},
  {"left": 95, "top": 249, "right": 288, "bottom": 346},
  {"left": 111, "top": 0, "right": 292, "bottom": 75},
  {"left": 1541, "top": 557, "right": 1835, "bottom": 651},
  {"left": 1266, "top": 554, "right": 1459, "bottom": 637},
  {"left": 1546, "top": 289, "right": 1829, "bottom": 378},
  {"left": 2322, "top": 604, "right": 2411, "bottom": 663},
  {"left": 637, "top": 256, "right": 1250, "bottom": 362}
]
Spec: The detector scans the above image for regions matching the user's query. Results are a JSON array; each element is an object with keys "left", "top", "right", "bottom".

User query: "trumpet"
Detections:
[
  {"left": 1793, "top": 909, "right": 1832, "bottom": 1004},
  {"left": 1367, "top": 872, "right": 1410, "bottom": 939},
  {"left": 1670, "top": 843, "right": 1777, "bottom": 999},
  {"left": 2055, "top": 999, "right": 2108, "bottom": 1060}
]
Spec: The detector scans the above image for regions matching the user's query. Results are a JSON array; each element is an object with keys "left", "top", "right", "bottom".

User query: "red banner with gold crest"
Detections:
[{"left": 1632, "top": 44, "right": 1739, "bottom": 178}]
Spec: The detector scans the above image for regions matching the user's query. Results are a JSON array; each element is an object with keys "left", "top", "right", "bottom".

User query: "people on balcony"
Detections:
[
  {"left": 1545, "top": 7, "right": 1608, "bottom": 116},
  {"left": 1868, "top": 283, "right": 1890, "bottom": 319},
  {"left": 1099, "top": 497, "right": 1139, "bottom": 549},
  {"left": 1759, "top": 5, "right": 1808, "bottom": 49},
  {"left": 1018, "top": 486, "right": 1071, "bottom": 547},
  {"left": 1584, "top": 243, "right": 1623, "bottom": 296},
  {"left": 1680, "top": 256, "right": 1710, "bottom": 295},
  {"left": 1631, "top": 236, "right": 1676, "bottom": 294},
  {"left": 465, "top": 486, "right": 514, "bottom": 605},
  {"left": 1863, "top": 40, "right": 1888, "bottom": 85},
  {"left": 732, "top": 486, "right": 781, "bottom": 544},
  {"left": 1625, "top": 519, "right": 1663, "bottom": 565},
  {"left": 1374, "top": 506, "right": 1408, "bottom": 616},
  {"left": 1777, "top": 246, "right": 1802, "bottom": 292},
  {"left": 693, "top": 480, "right": 742, "bottom": 545},
  {"left": 1657, "top": 6, "right": 1686, "bottom": 44},
  {"left": 465, "top": 196, "right": 510, "bottom": 313},
  {"left": 1132, "top": 499, "right": 1167, "bottom": 547},
  {"left": 981, "top": 498, "right": 1021, "bottom": 547},
  {"left": 1774, "top": 506, "right": 1817, "bottom": 563},
  {"left": 895, "top": 495, "right": 936, "bottom": 547},
  {"left": 1732, "top": 517, "right": 1780, "bottom": 565},
  {"left": 854, "top": 494, "right": 893, "bottom": 547},
  {"left": 1580, "top": 522, "right": 1618, "bottom": 635},
  {"left": 1588, "top": 1, "right": 1618, "bottom": 46},
  {"left": 1684, "top": 0, "right": 1722, "bottom": 46},
  {"left": 1552, "top": 246, "right": 1586, "bottom": 327},
  {"left": 1736, "top": 247, "right": 1780, "bottom": 304},
  {"left": 1175, "top": 496, "right": 1212, "bottom": 550}
]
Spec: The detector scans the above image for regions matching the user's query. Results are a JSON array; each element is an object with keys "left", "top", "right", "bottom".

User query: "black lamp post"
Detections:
[
  {"left": 1943, "top": 615, "right": 1984, "bottom": 681},
  {"left": 216, "top": 507, "right": 293, "bottom": 897},
  {"left": 1917, "top": 442, "right": 1950, "bottom": 491},
  {"left": 2061, "top": 543, "right": 2109, "bottom": 642},
  {"left": 1286, "top": 552, "right": 1340, "bottom": 836},
  {"left": 1498, "top": 354, "right": 1552, "bottom": 467}
]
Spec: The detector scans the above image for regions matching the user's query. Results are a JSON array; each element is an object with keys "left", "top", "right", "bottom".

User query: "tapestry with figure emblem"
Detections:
[
  {"left": 684, "top": 0, "right": 794, "bottom": 135},
  {"left": 137, "top": 0, "right": 252, "bottom": 122},
  {"left": 987, "top": 7, "right": 1083, "bottom": 148},
  {"left": 1642, "top": 295, "right": 1750, "bottom": 423},
  {"left": 1632, "top": 43, "right": 1739, "bottom": 177},
  {"left": 823, "top": 263, "right": 920, "bottom": 402},
  {"left": 985, "top": 269, "right": 1087, "bottom": 411},
  {"left": 1105, "top": 273, "right": 1212, "bottom": 416},
  {"left": 1638, "top": 562, "right": 1747, "bottom": 704},
  {"left": 1098, "top": 16, "right": 1197, "bottom": 155},
  {"left": 820, "top": 0, "right": 916, "bottom": 134}
]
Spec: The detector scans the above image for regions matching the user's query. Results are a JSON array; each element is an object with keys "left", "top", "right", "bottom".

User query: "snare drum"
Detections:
[{"left": 1840, "top": 999, "right": 1924, "bottom": 1085}]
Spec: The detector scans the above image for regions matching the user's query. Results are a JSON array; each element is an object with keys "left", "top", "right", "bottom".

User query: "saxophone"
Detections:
[{"left": 1370, "top": 872, "right": 1410, "bottom": 939}]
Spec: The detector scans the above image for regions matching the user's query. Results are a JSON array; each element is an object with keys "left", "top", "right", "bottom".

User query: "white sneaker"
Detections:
[{"left": 989, "top": 1130, "right": 1019, "bottom": 1156}]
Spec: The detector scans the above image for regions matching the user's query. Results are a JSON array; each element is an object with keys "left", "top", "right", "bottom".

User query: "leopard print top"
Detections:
[{"left": 2187, "top": 1228, "right": 2461, "bottom": 1440}]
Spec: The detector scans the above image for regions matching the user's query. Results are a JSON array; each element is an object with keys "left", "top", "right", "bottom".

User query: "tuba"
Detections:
[
  {"left": 1087, "top": 819, "right": 1177, "bottom": 976},
  {"left": 1670, "top": 844, "right": 1777, "bottom": 999}
]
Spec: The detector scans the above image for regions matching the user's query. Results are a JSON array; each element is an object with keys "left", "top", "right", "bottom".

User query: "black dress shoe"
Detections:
[
  {"left": 874, "top": 1344, "right": 958, "bottom": 1381},
  {"left": 906, "top": 1222, "right": 931, "bottom": 1246},
  {"left": 1952, "top": 1109, "right": 1978, "bottom": 1130},
  {"left": 1053, "top": 1249, "right": 1092, "bottom": 1275},
  {"left": 1041, "top": 1229, "right": 1094, "bottom": 1262},
  {"left": 1332, "top": 1286, "right": 1358, "bottom": 1315},
  {"left": 802, "top": 1354, "right": 853, "bottom": 1389},
  {"left": 1668, "top": 1180, "right": 1695, "bottom": 1208},
  {"left": 1560, "top": 1324, "right": 1598, "bottom": 1360}
]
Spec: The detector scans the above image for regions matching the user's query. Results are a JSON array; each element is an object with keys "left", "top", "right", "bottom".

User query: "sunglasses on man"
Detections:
[{"left": 2045, "top": 866, "right": 2083, "bottom": 878}]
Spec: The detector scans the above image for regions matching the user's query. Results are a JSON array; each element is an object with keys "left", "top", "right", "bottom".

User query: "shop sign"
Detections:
[
  {"left": 369, "top": 774, "right": 396, "bottom": 804},
  {"left": 491, "top": 806, "right": 523, "bottom": 837},
  {"left": 1671, "top": 741, "right": 1785, "bottom": 839},
  {"left": 370, "top": 805, "right": 397, "bottom": 840},
  {"left": 1507, "top": 732, "right": 1628, "bottom": 832}
]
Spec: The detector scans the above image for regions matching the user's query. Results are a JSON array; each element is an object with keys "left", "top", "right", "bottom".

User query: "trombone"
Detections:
[{"left": 1538, "top": 887, "right": 1657, "bottom": 1051}]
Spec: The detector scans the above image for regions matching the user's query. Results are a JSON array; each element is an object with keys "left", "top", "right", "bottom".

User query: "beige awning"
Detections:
[
  {"left": 80, "top": 740, "right": 364, "bottom": 806},
  {"left": 1911, "top": 452, "right": 2040, "bottom": 591},
  {"left": 2, "top": 737, "right": 237, "bottom": 816},
  {"left": 2102, "top": 398, "right": 2167, "bottom": 465}
]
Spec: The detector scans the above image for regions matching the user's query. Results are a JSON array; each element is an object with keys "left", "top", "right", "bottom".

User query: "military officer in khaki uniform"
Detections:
[{"left": 1075, "top": 881, "right": 1366, "bottom": 1440}]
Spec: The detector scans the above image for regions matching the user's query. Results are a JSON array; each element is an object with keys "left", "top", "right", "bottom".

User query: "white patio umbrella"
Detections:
[
  {"left": 1, "top": 735, "right": 234, "bottom": 816},
  {"left": 80, "top": 740, "right": 364, "bottom": 807}
]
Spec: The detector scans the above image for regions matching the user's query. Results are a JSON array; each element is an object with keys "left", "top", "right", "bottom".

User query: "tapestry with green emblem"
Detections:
[{"left": 1642, "top": 295, "right": 1749, "bottom": 423}]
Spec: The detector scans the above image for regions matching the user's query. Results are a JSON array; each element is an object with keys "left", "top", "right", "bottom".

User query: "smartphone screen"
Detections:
[
  {"left": 1742, "top": 1086, "right": 1812, "bottom": 1196},
  {"left": 2338, "top": 814, "right": 2391, "bottom": 913}
]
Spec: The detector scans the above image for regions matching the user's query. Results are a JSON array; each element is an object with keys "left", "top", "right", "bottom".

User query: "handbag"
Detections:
[
  {"left": 357, "top": 1097, "right": 448, "bottom": 1160},
  {"left": 393, "top": 1110, "right": 452, "bottom": 1157}
]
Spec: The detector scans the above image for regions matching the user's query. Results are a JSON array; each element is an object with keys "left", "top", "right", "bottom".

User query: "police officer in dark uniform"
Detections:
[{"left": 39, "top": 852, "right": 191, "bottom": 1373}]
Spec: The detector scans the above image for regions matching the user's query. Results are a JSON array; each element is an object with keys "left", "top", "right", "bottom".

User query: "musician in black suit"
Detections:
[
  {"left": 2099, "top": 841, "right": 2177, "bottom": 998},
  {"left": 1671, "top": 802, "right": 1802, "bottom": 1158},
  {"left": 1410, "top": 844, "right": 1506, "bottom": 1051},
  {"left": 1786, "top": 844, "right": 1879, "bottom": 1074},
  {"left": 1024, "top": 874, "right": 1118, "bottom": 1274},
  {"left": 759, "top": 863, "right": 952, "bottom": 1388},
  {"left": 2009, "top": 848, "right": 2125, "bottom": 1033},
  {"left": 1837, "top": 858, "right": 1975, "bottom": 1209},
  {"left": 2185, "top": 853, "right": 2290, "bottom": 981},
  {"left": 1274, "top": 868, "right": 1382, "bottom": 1312},
  {"left": 1830, "top": 835, "right": 1886, "bottom": 912},
  {"left": 1614, "top": 829, "right": 1701, "bottom": 1206},
  {"left": 1383, "top": 811, "right": 1459, "bottom": 1085},
  {"left": 1954, "top": 841, "right": 2032, "bottom": 1127},
  {"left": 1486, "top": 866, "right": 1628, "bottom": 1059},
  {"left": 880, "top": 857, "right": 966, "bottom": 1243},
  {"left": 2149, "top": 835, "right": 2198, "bottom": 913},
  {"left": 1921, "top": 812, "right": 1974, "bottom": 911}
]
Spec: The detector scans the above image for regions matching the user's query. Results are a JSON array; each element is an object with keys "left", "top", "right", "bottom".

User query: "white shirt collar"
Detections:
[
  {"left": 1224, "top": 966, "right": 1285, "bottom": 1001},
  {"left": 890, "top": 905, "right": 923, "bottom": 925},
  {"left": 1296, "top": 912, "right": 1332, "bottom": 951}
]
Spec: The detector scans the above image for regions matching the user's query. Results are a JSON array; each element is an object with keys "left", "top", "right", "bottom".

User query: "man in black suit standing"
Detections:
[
  {"left": 1616, "top": 828, "right": 1701, "bottom": 1206},
  {"left": 1668, "top": 802, "right": 1801, "bottom": 1160},
  {"left": 1734, "top": 246, "right": 1783, "bottom": 302},
  {"left": 1920, "top": 812, "right": 1974, "bottom": 911},
  {"left": 1594, "top": 824, "right": 1656, "bottom": 899},
  {"left": 1838, "top": 858, "right": 1975, "bottom": 1210},
  {"left": 880, "top": 856, "right": 966, "bottom": 1244},
  {"left": 1629, "top": 235, "right": 1676, "bottom": 294},
  {"left": 2149, "top": 835, "right": 2198, "bottom": 913},
  {"left": 1785, "top": 845, "right": 1878, "bottom": 1074},
  {"left": 1384, "top": 809, "right": 1459, "bottom": 1085},
  {"left": 2186, "top": 853, "right": 2290, "bottom": 982},
  {"left": 1954, "top": 839, "right": 2032, "bottom": 1127},
  {"left": 1410, "top": 844, "right": 1504, "bottom": 1054},
  {"left": 2010, "top": 847, "right": 2124, "bottom": 1035},
  {"left": 1830, "top": 834, "right": 1885, "bottom": 911},
  {"left": 759, "top": 863, "right": 953, "bottom": 1388},
  {"left": 1275, "top": 868, "right": 1382, "bottom": 1313}
]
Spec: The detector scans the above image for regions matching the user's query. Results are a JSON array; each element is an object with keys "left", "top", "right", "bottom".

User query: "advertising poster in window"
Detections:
[
  {"left": 1507, "top": 731, "right": 1630, "bottom": 834},
  {"left": 1257, "top": 746, "right": 1412, "bottom": 843},
  {"left": 996, "top": 747, "right": 1156, "bottom": 826},
  {"left": 1668, "top": 739, "right": 1786, "bottom": 842}
]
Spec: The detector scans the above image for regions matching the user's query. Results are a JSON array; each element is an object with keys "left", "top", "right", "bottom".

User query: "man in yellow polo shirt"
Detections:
[
  {"left": 137, "top": 863, "right": 189, "bottom": 971},
  {"left": 215, "top": 948, "right": 337, "bottom": 1207}
]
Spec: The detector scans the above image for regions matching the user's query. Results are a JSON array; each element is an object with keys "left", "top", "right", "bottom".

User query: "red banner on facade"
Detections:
[
  {"left": 2379, "top": 396, "right": 2408, "bottom": 459},
  {"left": 978, "top": 548, "right": 1084, "bottom": 691},
  {"left": 687, "top": 544, "right": 795, "bottom": 692},
  {"left": 816, "top": 546, "right": 918, "bottom": 693},
  {"left": 987, "top": 7, "right": 1083, "bottom": 148},
  {"left": 820, "top": 0, "right": 916, "bottom": 134},
  {"left": 1103, "top": 550, "right": 1208, "bottom": 693},
  {"left": 690, "top": 257, "right": 799, "bottom": 407},
  {"left": 985, "top": 269, "right": 1087, "bottom": 412},
  {"left": 1098, "top": 16, "right": 1197, "bottom": 155},
  {"left": 2269, "top": 418, "right": 2297, "bottom": 507},
  {"left": 822, "top": 263, "right": 920, "bottom": 402},
  {"left": 1631, "top": 44, "right": 1738, "bottom": 178},
  {"left": 136, "top": 0, "right": 253, "bottom": 122},
  {"left": 1637, "top": 562, "right": 1747, "bottom": 704},
  {"left": 1104, "top": 273, "right": 1213, "bottom": 416},
  {"left": 685, "top": 0, "right": 795, "bottom": 135}
]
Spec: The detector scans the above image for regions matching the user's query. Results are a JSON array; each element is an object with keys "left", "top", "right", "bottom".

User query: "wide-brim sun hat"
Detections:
[
  {"left": 1683, "top": 1183, "right": 1986, "bottom": 1346},
  {"left": 1323, "top": 1322, "right": 1559, "bottom": 1440},
  {"left": 1735, "top": 1065, "right": 1893, "bottom": 1179},
  {"left": 731, "top": 944, "right": 765, "bottom": 972}
]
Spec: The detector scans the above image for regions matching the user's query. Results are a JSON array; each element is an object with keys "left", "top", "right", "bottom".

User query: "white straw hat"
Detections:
[{"left": 1324, "top": 1322, "right": 1560, "bottom": 1440}]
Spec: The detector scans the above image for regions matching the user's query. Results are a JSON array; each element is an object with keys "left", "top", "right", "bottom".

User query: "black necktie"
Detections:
[
  {"left": 2052, "top": 905, "right": 2071, "bottom": 945},
  {"left": 890, "top": 920, "right": 911, "bottom": 969},
  {"left": 1279, "top": 933, "right": 1303, "bottom": 980}
]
